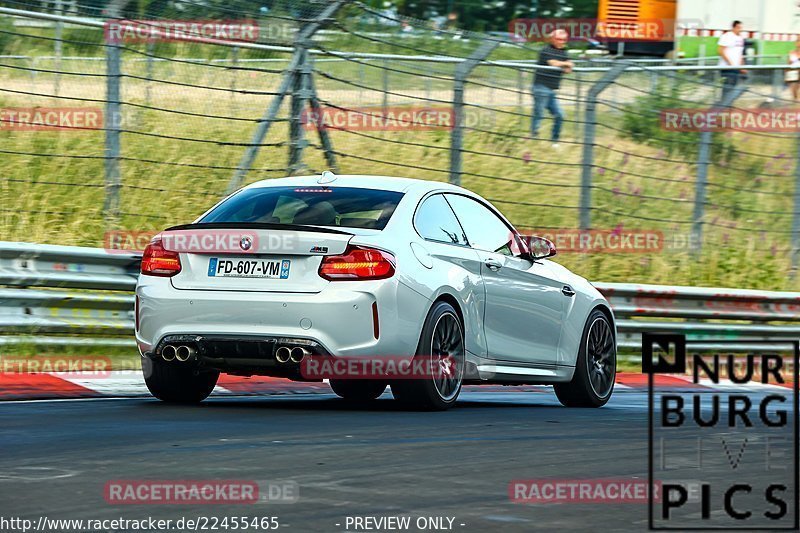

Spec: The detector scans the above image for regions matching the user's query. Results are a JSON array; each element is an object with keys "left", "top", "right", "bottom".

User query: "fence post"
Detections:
[
  {"left": 102, "top": 0, "right": 124, "bottom": 222},
  {"left": 145, "top": 41, "right": 154, "bottom": 107},
  {"left": 772, "top": 68, "right": 782, "bottom": 102},
  {"left": 574, "top": 70, "right": 582, "bottom": 132},
  {"left": 425, "top": 72, "right": 432, "bottom": 103},
  {"left": 579, "top": 62, "right": 628, "bottom": 230},
  {"left": 517, "top": 68, "right": 523, "bottom": 108},
  {"left": 53, "top": 0, "right": 62, "bottom": 96},
  {"left": 226, "top": 56, "right": 299, "bottom": 194},
  {"left": 449, "top": 41, "right": 498, "bottom": 186},
  {"left": 382, "top": 58, "right": 389, "bottom": 114},
  {"left": 225, "top": 0, "right": 344, "bottom": 194},
  {"left": 288, "top": 47, "right": 311, "bottom": 175},
  {"left": 691, "top": 84, "right": 746, "bottom": 256},
  {"left": 488, "top": 65, "right": 495, "bottom": 104},
  {"left": 358, "top": 60, "right": 365, "bottom": 104},
  {"left": 229, "top": 46, "right": 239, "bottom": 111},
  {"left": 28, "top": 57, "right": 36, "bottom": 96},
  {"left": 307, "top": 69, "right": 338, "bottom": 172}
]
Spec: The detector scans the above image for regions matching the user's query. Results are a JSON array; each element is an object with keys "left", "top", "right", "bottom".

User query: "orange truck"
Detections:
[{"left": 597, "top": 0, "right": 678, "bottom": 56}]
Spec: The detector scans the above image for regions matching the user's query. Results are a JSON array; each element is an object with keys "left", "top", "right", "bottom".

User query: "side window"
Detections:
[
  {"left": 445, "top": 194, "right": 514, "bottom": 255},
  {"left": 414, "top": 194, "right": 467, "bottom": 245}
]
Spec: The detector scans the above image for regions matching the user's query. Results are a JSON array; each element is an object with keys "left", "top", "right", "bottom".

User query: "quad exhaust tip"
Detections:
[
  {"left": 161, "top": 342, "right": 308, "bottom": 364},
  {"left": 161, "top": 344, "right": 195, "bottom": 362},
  {"left": 176, "top": 345, "right": 196, "bottom": 362},
  {"left": 161, "top": 345, "right": 176, "bottom": 362},
  {"left": 290, "top": 347, "right": 310, "bottom": 363},
  {"left": 275, "top": 346, "right": 310, "bottom": 364},
  {"left": 275, "top": 346, "right": 291, "bottom": 364}
]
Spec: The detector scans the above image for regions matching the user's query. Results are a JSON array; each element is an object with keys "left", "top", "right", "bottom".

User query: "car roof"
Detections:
[{"left": 244, "top": 174, "right": 471, "bottom": 195}]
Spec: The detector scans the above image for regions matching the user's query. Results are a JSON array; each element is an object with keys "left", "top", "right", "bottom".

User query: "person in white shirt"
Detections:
[{"left": 717, "top": 20, "right": 747, "bottom": 99}]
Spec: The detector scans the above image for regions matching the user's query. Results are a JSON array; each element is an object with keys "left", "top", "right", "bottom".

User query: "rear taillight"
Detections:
[
  {"left": 141, "top": 238, "right": 182, "bottom": 277},
  {"left": 319, "top": 246, "right": 395, "bottom": 281}
]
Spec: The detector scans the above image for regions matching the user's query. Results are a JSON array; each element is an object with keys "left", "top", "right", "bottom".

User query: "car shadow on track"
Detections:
[{"left": 134, "top": 393, "right": 569, "bottom": 413}]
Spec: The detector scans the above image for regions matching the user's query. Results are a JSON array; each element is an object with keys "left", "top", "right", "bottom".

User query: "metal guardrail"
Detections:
[
  {"left": 602, "top": 284, "right": 800, "bottom": 353},
  {"left": 1, "top": 243, "right": 799, "bottom": 353},
  {"left": 0, "top": 242, "right": 139, "bottom": 347}
]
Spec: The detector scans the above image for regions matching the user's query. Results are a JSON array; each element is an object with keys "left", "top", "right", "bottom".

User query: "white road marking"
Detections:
[{"left": 51, "top": 371, "right": 232, "bottom": 396}]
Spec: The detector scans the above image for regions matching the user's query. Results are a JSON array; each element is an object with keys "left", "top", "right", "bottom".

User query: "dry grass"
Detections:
[{"left": 0, "top": 65, "right": 796, "bottom": 290}]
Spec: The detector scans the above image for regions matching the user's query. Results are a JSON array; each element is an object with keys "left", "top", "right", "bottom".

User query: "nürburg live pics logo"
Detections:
[{"left": 643, "top": 333, "right": 798, "bottom": 530}]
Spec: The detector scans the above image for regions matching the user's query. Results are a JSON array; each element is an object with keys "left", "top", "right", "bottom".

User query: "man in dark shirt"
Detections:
[{"left": 531, "top": 29, "right": 573, "bottom": 146}]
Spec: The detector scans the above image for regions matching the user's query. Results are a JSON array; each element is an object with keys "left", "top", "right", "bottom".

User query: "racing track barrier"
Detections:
[
  {"left": 1, "top": 243, "right": 799, "bottom": 358},
  {"left": 0, "top": 242, "right": 139, "bottom": 347}
]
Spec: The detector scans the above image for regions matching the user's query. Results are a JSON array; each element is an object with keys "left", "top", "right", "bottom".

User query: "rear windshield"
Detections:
[{"left": 200, "top": 186, "right": 404, "bottom": 230}]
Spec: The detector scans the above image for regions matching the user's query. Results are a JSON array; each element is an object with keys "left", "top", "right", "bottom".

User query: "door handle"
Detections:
[
  {"left": 484, "top": 258, "right": 502, "bottom": 271},
  {"left": 562, "top": 285, "right": 576, "bottom": 297}
]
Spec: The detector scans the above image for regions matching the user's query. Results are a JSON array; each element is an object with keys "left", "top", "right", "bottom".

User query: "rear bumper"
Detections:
[
  {"left": 135, "top": 276, "right": 430, "bottom": 362},
  {"left": 146, "top": 333, "right": 329, "bottom": 379}
]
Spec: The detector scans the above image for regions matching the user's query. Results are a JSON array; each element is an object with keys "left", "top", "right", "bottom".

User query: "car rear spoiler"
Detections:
[{"left": 164, "top": 222, "right": 353, "bottom": 236}]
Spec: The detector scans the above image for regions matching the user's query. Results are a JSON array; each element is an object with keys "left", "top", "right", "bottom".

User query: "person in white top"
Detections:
[
  {"left": 717, "top": 20, "right": 747, "bottom": 100},
  {"left": 787, "top": 36, "right": 800, "bottom": 101}
]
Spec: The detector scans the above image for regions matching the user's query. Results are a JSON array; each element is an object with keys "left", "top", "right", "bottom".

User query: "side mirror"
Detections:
[
  {"left": 528, "top": 236, "right": 557, "bottom": 260},
  {"left": 511, "top": 233, "right": 556, "bottom": 261}
]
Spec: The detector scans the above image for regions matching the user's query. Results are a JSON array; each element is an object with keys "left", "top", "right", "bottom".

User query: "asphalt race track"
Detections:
[{"left": 1, "top": 386, "right": 795, "bottom": 532}]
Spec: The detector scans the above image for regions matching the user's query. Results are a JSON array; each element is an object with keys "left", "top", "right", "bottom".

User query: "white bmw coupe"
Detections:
[{"left": 135, "top": 174, "right": 616, "bottom": 410}]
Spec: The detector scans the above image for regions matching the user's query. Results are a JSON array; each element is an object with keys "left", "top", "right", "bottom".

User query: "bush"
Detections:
[
  {"left": 621, "top": 80, "right": 735, "bottom": 165},
  {"left": 63, "top": 27, "right": 105, "bottom": 55},
  {"left": 0, "top": 17, "right": 13, "bottom": 54}
]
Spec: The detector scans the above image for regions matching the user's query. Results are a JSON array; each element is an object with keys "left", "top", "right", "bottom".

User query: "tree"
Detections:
[{"left": 393, "top": 0, "right": 600, "bottom": 32}]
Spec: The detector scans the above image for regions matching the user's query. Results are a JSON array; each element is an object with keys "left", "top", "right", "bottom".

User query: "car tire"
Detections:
[
  {"left": 329, "top": 380, "right": 387, "bottom": 402},
  {"left": 391, "top": 301, "right": 465, "bottom": 411},
  {"left": 554, "top": 309, "right": 616, "bottom": 408},
  {"left": 142, "top": 356, "right": 219, "bottom": 404}
]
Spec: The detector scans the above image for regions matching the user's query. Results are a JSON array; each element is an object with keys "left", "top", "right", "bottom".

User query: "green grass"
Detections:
[
  {"left": 0, "top": 40, "right": 797, "bottom": 291},
  {"left": 0, "top": 20, "right": 544, "bottom": 61}
]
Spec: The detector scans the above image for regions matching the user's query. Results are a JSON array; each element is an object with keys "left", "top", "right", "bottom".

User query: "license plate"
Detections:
[{"left": 207, "top": 258, "right": 291, "bottom": 279}]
